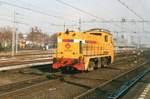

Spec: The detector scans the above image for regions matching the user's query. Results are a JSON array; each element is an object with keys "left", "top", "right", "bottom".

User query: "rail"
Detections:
[
  {"left": 74, "top": 61, "right": 149, "bottom": 99},
  {"left": 0, "top": 72, "right": 64, "bottom": 98},
  {"left": 108, "top": 69, "right": 149, "bottom": 99}
]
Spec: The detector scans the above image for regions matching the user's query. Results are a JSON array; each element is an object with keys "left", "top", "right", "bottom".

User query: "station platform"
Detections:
[
  {"left": 0, "top": 50, "right": 53, "bottom": 71},
  {"left": 0, "top": 61, "right": 52, "bottom": 71}
]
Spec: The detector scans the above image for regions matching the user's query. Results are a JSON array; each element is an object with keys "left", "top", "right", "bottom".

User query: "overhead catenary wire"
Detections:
[
  {"left": 0, "top": 17, "right": 28, "bottom": 25},
  {"left": 116, "top": 0, "right": 150, "bottom": 46},
  {"left": 13, "top": 0, "right": 76, "bottom": 23},
  {"left": 117, "top": 0, "right": 143, "bottom": 20},
  {"left": 17, "top": 0, "right": 62, "bottom": 17},
  {"left": 117, "top": 0, "right": 150, "bottom": 26},
  {"left": 56, "top": 0, "right": 101, "bottom": 20},
  {"left": 55, "top": 0, "right": 134, "bottom": 32},
  {"left": 0, "top": 0, "right": 75, "bottom": 22},
  {"left": 0, "top": 0, "right": 148, "bottom": 33}
]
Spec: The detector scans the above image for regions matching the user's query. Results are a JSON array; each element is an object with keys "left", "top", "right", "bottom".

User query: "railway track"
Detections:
[
  {"left": 0, "top": 71, "right": 76, "bottom": 99},
  {"left": 0, "top": 76, "right": 49, "bottom": 95},
  {"left": 0, "top": 49, "right": 140, "bottom": 70},
  {"left": 0, "top": 49, "right": 147, "bottom": 99},
  {"left": 122, "top": 71, "right": 150, "bottom": 99},
  {"left": 74, "top": 61, "right": 150, "bottom": 99},
  {"left": 0, "top": 55, "right": 146, "bottom": 99},
  {"left": 0, "top": 50, "right": 55, "bottom": 57}
]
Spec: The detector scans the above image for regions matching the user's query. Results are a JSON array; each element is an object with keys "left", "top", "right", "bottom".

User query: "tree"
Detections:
[{"left": 0, "top": 26, "right": 13, "bottom": 49}]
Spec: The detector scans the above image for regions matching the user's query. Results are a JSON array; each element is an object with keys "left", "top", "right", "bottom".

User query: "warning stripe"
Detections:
[
  {"left": 63, "top": 39, "right": 74, "bottom": 42},
  {"left": 85, "top": 40, "right": 97, "bottom": 43},
  {"left": 58, "top": 39, "right": 97, "bottom": 43}
]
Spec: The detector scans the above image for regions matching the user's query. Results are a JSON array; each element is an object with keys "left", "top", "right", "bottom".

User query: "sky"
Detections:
[{"left": 0, "top": 0, "right": 150, "bottom": 45}]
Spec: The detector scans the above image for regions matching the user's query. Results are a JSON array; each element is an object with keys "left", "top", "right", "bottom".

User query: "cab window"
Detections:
[{"left": 105, "top": 35, "right": 108, "bottom": 42}]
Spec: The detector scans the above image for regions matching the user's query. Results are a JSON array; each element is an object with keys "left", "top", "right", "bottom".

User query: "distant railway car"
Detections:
[{"left": 52, "top": 28, "right": 114, "bottom": 71}]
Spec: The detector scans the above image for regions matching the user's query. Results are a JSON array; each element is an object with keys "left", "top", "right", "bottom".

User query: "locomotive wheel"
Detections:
[
  {"left": 97, "top": 58, "right": 102, "bottom": 68},
  {"left": 101, "top": 57, "right": 108, "bottom": 68},
  {"left": 93, "top": 58, "right": 99, "bottom": 69},
  {"left": 87, "top": 60, "right": 95, "bottom": 71}
]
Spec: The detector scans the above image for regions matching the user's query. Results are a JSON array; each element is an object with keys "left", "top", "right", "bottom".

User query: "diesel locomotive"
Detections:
[{"left": 52, "top": 28, "right": 114, "bottom": 71}]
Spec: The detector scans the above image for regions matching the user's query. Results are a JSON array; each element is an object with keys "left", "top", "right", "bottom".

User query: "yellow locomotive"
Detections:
[{"left": 52, "top": 28, "right": 114, "bottom": 71}]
